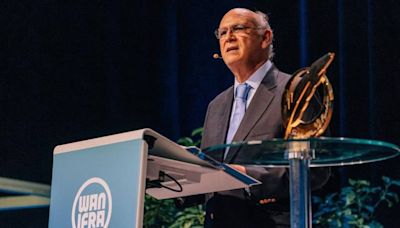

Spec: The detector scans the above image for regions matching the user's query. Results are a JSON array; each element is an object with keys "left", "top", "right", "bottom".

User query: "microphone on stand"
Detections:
[{"left": 213, "top": 53, "right": 222, "bottom": 59}]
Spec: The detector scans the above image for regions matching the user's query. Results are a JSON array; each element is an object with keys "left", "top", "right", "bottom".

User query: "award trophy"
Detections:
[
  {"left": 282, "top": 52, "right": 335, "bottom": 140},
  {"left": 282, "top": 53, "right": 335, "bottom": 227}
]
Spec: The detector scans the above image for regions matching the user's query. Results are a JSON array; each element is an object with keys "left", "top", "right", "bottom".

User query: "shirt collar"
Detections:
[{"left": 234, "top": 60, "right": 272, "bottom": 93}]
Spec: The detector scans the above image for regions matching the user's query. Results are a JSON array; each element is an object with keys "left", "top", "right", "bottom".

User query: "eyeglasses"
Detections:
[{"left": 214, "top": 24, "right": 266, "bottom": 40}]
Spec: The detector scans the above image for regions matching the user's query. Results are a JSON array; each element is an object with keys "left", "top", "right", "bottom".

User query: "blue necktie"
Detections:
[{"left": 226, "top": 83, "right": 251, "bottom": 146}]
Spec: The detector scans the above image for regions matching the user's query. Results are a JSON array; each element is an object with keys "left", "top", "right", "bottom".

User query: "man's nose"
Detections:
[{"left": 226, "top": 29, "right": 236, "bottom": 41}]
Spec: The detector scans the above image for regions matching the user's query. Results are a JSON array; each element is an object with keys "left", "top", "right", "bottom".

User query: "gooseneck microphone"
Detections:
[{"left": 213, "top": 53, "right": 222, "bottom": 59}]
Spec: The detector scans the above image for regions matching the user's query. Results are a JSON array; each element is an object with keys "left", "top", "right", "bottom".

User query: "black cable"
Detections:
[{"left": 145, "top": 171, "right": 183, "bottom": 193}]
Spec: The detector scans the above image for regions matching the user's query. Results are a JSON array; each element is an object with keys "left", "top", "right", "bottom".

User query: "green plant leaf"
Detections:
[
  {"left": 191, "top": 127, "right": 204, "bottom": 137},
  {"left": 358, "top": 180, "right": 370, "bottom": 187},
  {"left": 326, "top": 192, "right": 338, "bottom": 202},
  {"left": 177, "top": 137, "right": 194, "bottom": 146},
  {"left": 386, "top": 192, "right": 399, "bottom": 203},
  {"left": 385, "top": 198, "right": 394, "bottom": 207},
  {"left": 312, "top": 196, "right": 321, "bottom": 203},
  {"left": 349, "top": 178, "right": 356, "bottom": 185},
  {"left": 382, "top": 176, "right": 391, "bottom": 184},
  {"left": 345, "top": 191, "right": 356, "bottom": 206},
  {"left": 342, "top": 186, "right": 353, "bottom": 195},
  {"left": 364, "top": 205, "right": 374, "bottom": 213},
  {"left": 392, "top": 180, "right": 400, "bottom": 187},
  {"left": 368, "top": 220, "right": 384, "bottom": 228},
  {"left": 370, "top": 186, "right": 381, "bottom": 193}
]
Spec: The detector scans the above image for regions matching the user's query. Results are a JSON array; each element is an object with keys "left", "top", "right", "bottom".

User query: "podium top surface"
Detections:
[
  {"left": 53, "top": 128, "right": 214, "bottom": 168},
  {"left": 204, "top": 137, "right": 400, "bottom": 167}
]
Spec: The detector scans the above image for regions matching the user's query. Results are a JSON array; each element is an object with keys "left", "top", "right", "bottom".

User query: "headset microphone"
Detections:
[{"left": 213, "top": 53, "right": 222, "bottom": 59}]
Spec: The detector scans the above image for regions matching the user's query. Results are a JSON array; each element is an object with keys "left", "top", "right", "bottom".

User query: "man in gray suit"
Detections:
[{"left": 198, "top": 8, "right": 330, "bottom": 227}]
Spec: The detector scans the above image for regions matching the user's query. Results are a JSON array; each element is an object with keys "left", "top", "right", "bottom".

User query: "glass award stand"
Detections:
[{"left": 204, "top": 137, "right": 400, "bottom": 228}]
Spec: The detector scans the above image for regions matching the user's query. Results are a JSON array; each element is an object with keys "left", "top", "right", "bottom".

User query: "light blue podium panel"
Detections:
[{"left": 49, "top": 130, "right": 149, "bottom": 228}]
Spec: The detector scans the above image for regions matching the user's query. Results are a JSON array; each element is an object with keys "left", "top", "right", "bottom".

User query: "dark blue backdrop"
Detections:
[{"left": 4, "top": 0, "right": 400, "bottom": 227}]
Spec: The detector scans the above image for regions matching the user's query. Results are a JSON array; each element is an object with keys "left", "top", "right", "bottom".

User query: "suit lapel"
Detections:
[
  {"left": 225, "top": 66, "right": 279, "bottom": 163},
  {"left": 203, "top": 86, "right": 233, "bottom": 161},
  {"left": 216, "top": 87, "right": 234, "bottom": 146}
]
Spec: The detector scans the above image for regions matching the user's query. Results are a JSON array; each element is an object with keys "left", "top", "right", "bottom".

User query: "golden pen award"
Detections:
[{"left": 282, "top": 53, "right": 335, "bottom": 139}]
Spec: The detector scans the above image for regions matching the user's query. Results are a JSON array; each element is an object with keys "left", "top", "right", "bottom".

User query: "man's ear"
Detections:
[{"left": 261, "top": 30, "right": 272, "bottom": 49}]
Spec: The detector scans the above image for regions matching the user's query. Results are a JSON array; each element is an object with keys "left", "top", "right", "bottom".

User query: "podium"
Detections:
[
  {"left": 48, "top": 129, "right": 259, "bottom": 228},
  {"left": 205, "top": 137, "right": 400, "bottom": 228}
]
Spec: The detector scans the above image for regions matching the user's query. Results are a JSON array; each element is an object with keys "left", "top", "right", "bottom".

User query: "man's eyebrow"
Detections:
[{"left": 219, "top": 23, "right": 248, "bottom": 28}]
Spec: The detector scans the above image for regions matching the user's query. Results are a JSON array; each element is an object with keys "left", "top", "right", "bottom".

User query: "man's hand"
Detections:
[{"left": 229, "top": 164, "right": 247, "bottom": 174}]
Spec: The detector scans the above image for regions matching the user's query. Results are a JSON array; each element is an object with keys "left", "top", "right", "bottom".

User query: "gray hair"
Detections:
[{"left": 254, "top": 10, "right": 275, "bottom": 60}]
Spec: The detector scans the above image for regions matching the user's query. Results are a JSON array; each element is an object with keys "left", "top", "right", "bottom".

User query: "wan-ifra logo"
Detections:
[{"left": 72, "top": 177, "right": 112, "bottom": 228}]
